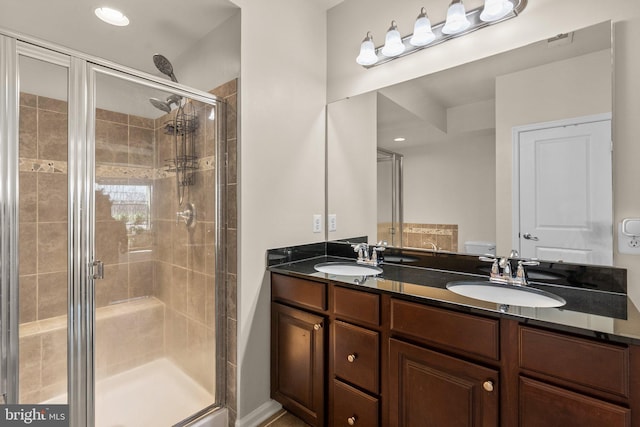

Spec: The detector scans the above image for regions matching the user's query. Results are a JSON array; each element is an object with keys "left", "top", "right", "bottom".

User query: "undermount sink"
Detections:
[
  {"left": 446, "top": 281, "right": 566, "bottom": 308},
  {"left": 314, "top": 262, "right": 383, "bottom": 276}
]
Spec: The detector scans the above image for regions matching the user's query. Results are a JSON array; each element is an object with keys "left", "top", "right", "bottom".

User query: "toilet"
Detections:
[{"left": 464, "top": 241, "right": 496, "bottom": 256}]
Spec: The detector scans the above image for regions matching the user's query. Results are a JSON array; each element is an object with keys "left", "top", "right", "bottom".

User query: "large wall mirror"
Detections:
[{"left": 327, "top": 21, "right": 613, "bottom": 266}]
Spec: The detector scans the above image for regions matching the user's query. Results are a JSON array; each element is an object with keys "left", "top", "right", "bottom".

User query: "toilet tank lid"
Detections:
[{"left": 464, "top": 241, "right": 496, "bottom": 247}]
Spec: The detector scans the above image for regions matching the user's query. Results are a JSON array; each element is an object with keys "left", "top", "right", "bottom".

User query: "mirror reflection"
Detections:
[{"left": 329, "top": 21, "right": 613, "bottom": 266}]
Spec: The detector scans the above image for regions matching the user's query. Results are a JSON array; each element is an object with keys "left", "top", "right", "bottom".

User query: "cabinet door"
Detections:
[
  {"left": 519, "top": 377, "right": 630, "bottom": 427},
  {"left": 271, "top": 302, "right": 325, "bottom": 426},
  {"left": 389, "top": 338, "right": 499, "bottom": 427}
]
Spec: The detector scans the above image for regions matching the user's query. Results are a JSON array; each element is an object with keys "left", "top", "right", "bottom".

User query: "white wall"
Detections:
[
  {"left": 327, "top": 92, "right": 377, "bottom": 242},
  {"left": 231, "top": 0, "right": 327, "bottom": 424},
  {"left": 400, "top": 133, "right": 496, "bottom": 248},
  {"left": 175, "top": 11, "right": 241, "bottom": 93},
  {"left": 327, "top": 0, "right": 640, "bottom": 306},
  {"left": 495, "top": 49, "right": 612, "bottom": 254}
]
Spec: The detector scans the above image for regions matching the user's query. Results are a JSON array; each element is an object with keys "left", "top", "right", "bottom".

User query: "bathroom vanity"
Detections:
[{"left": 268, "top": 248, "right": 640, "bottom": 427}]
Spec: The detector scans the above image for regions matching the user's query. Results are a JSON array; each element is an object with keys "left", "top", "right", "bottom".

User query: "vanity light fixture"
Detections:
[
  {"left": 94, "top": 7, "right": 130, "bottom": 26},
  {"left": 410, "top": 8, "right": 436, "bottom": 47},
  {"left": 356, "top": 32, "right": 378, "bottom": 66},
  {"left": 356, "top": 0, "right": 527, "bottom": 68},
  {"left": 442, "top": 0, "right": 471, "bottom": 35},
  {"left": 480, "top": 0, "right": 514, "bottom": 22},
  {"left": 382, "top": 21, "right": 406, "bottom": 57}
]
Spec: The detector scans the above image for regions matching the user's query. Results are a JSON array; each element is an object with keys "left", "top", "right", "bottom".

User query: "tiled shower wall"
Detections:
[
  {"left": 209, "top": 79, "right": 238, "bottom": 427},
  {"left": 16, "top": 79, "right": 238, "bottom": 412},
  {"left": 378, "top": 222, "right": 459, "bottom": 252}
]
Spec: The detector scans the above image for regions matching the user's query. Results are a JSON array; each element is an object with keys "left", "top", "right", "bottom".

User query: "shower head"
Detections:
[
  {"left": 149, "top": 97, "right": 172, "bottom": 113},
  {"left": 153, "top": 54, "right": 178, "bottom": 83},
  {"left": 149, "top": 94, "right": 182, "bottom": 113}
]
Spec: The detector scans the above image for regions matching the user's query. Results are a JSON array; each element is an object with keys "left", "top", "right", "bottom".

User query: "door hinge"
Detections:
[{"left": 91, "top": 260, "right": 104, "bottom": 280}]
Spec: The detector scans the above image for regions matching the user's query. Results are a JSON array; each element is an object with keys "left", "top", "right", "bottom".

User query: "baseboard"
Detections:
[{"left": 235, "top": 400, "right": 283, "bottom": 427}]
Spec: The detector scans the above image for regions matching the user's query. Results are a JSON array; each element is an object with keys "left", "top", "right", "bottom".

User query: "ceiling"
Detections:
[
  {"left": 377, "top": 21, "right": 612, "bottom": 150},
  {"left": 0, "top": 0, "right": 240, "bottom": 77}
]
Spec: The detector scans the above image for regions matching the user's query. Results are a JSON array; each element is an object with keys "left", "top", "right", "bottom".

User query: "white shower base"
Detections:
[{"left": 44, "top": 358, "right": 218, "bottom": 427}]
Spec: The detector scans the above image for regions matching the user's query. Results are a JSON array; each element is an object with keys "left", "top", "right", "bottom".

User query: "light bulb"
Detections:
[
  {"left": 356, "top": 32, "right": 378, "bottom": 66},
  {"left": 442, "top": 0, "right": 471, "bottom": 35},
  {"left": 381, "top": 21, "right": 405, "bottom": 57},
  {"left": 410, "top": 8, "right": 436, "bottom": 47},
  {"left": 480, "top": 0, "right": 514, "bottom": 22}
]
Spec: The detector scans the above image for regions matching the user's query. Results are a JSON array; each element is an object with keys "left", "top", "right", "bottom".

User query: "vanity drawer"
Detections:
[
  {"left": 332, "top": 379, "right": 379, "bottom": 427},
  {"left": 332, "top": 285, "right": 380, "bottom": 326},
  {"left": 271, "top": 273, "right": 327, "bottom": 312},
  {"left": 333, "top": 320, "right": 379, "bottom": 393},
  {"left": 519, "top": 326, "right": 629, "bottom": 398},
  {"left": 390, "top": 299, "right": 499, "bottom": 360}
]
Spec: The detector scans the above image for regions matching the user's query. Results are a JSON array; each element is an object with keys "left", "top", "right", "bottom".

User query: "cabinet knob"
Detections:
[
  {"left": 347, "top": 416, "right": 357, "bottom": 425},
  {"left": 347, "top": 353, "right": 357, "bottom": 363},
  {"left": 313, "top": 323, "right": 322, "bottom": 331},
  {"left": 483, "top": 380, "right": 494, "bottom": 392}
]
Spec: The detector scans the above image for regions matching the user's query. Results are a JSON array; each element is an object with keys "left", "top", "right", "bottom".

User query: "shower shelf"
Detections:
[{"left": 162, "top": 118, "right": 198, "bottom": 135}]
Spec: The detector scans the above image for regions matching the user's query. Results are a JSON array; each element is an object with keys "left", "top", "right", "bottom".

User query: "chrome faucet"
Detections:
[
  {"left": 480, "top": 252, "right": 539, "bottom": 286},
  {"left": 352, "top": 241, "right": 386, "bottom": 266}
]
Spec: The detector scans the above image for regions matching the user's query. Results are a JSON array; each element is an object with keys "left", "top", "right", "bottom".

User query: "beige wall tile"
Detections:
[
  {"left": 19, "top": 223, "right": 37, "bottom": 276},
  {"left": 95, "top": 264, "right": 128, "bottom": 307},
  {"left": 129, "top": 115, "right": 154, "bottom": 129},
  {"left": 129, "top": 126, "right": 155, "bottom": 167},
  {"left": 154, "top": 261, "right": 172, "bottom": 304},
  {"left": 96, "top": 108, "right": 127, "bottom": 124},
  {"left": 19, "top": 106, "right": 37, "bottom": 159},
  {"left": 187, "top": 270, "right": 207, "bottom": 323},
  {"left": 20, "top": 93, "right": 37, "bottom": 108},
  {"left": 38, "top": 96, "right": 67, "bottom": 114},
  {"left": 37, "top": 271, "right": 67, "bottom": 319},
  {"left": 19, "top": 172, "right": 37, "bottom": 223},
  {"left": 172, "top": 267, "right": 188, "bottom": 314},
  {"left": 37, "top": 222, "right": 67, "bottom": 274},
  {"left": 38, "top": 110, "right": 67, "bottom": 161},
  {"left": 95, "top": 219, "right": 129, "bottom": 265},
  {"left": 129, "top": 261, "right": 154, "bottom": 298},
  {"left": 38, "top": 172, "right": 68, "bottom": 222},
  {"left": 95, "top": 119, "right": 128, "bottom": 165},
  {"left": 19, "top": 275, "right": 37, "bottom": 323}
]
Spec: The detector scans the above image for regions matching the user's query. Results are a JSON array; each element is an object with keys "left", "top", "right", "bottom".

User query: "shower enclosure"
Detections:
[
  {"left": 0, "top": 32, "right": 227, "bottom": 427},
  {"left": 377, "top": 148, "right": 403, "bottom": 247}
]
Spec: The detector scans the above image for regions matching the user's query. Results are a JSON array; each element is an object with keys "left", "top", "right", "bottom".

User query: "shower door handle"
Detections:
[{"left": 91, "top": 260, "right": 104, "bottom": 280}]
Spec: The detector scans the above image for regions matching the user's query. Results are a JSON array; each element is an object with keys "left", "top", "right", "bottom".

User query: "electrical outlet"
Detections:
[
  {"left": 328, "top": 214, "right": 337, "bottom": 232},
  {"left": 313, "top": 214, "right": 322, "bottom": 233},
  {"left": 617, "top": 223, "right": 640, "bottom": 254}
]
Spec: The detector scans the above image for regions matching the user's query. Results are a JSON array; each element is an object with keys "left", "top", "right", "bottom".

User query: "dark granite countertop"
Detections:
[{"left": 269, "top": 255, "right": 640, "bottom": 346}]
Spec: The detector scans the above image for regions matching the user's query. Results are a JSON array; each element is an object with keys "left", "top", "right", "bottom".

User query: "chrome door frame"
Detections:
[{"left": 0, "top": 33, "right": 19, "bottom": 405}]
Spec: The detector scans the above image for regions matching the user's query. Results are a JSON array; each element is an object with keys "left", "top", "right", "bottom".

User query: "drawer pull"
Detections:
[
  {"left": 347, "top": 353, "right": 357, "bottom": 363},
  {"left": 347, "top": 416, "right": 357, "bottom": 425},
  {"left": 313, "top": 323, "right": 322, "bottom": 331},
  {"left": 483, "top": 380, "right": 494, "bottom": 392}
]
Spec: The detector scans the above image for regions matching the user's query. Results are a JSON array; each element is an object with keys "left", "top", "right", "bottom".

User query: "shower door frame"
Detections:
[{"left": 0, "top": 28, "right": 227, "bottom": 427}]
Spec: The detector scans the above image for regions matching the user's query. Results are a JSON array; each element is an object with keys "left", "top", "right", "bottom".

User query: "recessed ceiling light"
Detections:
[
  {"left": 95, "top": 7, "right": 130, "bottom": 26},
  {"left": 394, "top": 137, "right": 406, "bottom": 142}
]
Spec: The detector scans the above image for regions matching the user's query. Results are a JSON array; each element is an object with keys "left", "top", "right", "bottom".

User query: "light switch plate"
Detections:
[
  {"left": 313, "top": 214, "right": 322, "bottom": 233},
  {"left": 328, "top": 214, "right": 337, "bottom": 232}
]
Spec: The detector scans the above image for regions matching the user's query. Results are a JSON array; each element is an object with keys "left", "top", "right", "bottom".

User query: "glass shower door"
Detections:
[{"left": 92, "top": 68, "right": 219, "bottom": 426}]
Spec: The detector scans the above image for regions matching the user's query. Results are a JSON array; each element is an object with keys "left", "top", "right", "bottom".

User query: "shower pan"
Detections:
[{"left": 0, "top": 32, "right": 228, "bottom": 427}]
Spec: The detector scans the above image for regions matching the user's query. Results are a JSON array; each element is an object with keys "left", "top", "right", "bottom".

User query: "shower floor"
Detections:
[{"left": 44, "top": 358, "right": 214, "bottom": 427}]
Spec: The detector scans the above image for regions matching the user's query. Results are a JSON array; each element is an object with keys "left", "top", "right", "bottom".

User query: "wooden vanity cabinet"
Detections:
[
  {"left": 270, "top": 272, "right": 640, "bottom": 427},
  {"left": 271, "top": 274, "right": 328, "bottom": 426},
  {"left": 330, "top": 285, "right": 382, "bottom": 427},
  {"left": 388, "top": 299, "right": 500, "bottom": 427}
]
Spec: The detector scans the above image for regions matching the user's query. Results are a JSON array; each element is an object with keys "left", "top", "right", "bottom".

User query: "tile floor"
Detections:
[{"left": 259, "top": 410, "right": 310, "bottom": 427}]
